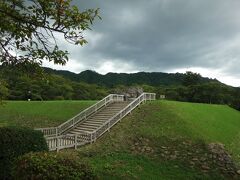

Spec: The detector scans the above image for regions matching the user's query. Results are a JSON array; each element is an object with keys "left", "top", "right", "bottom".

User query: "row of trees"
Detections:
[
  {"left": 149, "top": 72, "right": 240, "bottom": 111},
  {"left": 154, "top": 83, "right": 240, "bottom": 109},
  {"left": 0, "top": 67, "right": 107, "bottom": 101},
  {"left": 0, "top": 69, "right": 239, "bottom": 111}
]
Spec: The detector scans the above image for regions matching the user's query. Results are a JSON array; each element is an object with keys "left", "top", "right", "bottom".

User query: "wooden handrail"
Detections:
[
  {"left": 43, "top": 92, "right": 155, "bottom": 151},
  {"left": 36, "top": 94, "right": 124, "bottom": 137},
  {"left": 91, "top": 93, "right": 155, "bottom": 141}
]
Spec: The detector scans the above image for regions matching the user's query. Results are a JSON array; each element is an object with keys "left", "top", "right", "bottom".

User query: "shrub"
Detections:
[
  {"left": 54, "top": 96, "right": 65, "bottom": 100},
  {"left": 13, "top": 152, "right": 96, "bottom": 180},
  {"left": 31, "top": 93, "right": 43, "bottom": 101},
  {"left": 0, "top": 126, "right": 48, "bottom": 179}
]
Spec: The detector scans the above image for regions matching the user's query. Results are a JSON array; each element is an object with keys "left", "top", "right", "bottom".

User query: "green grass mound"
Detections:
[
  {"left": 1, "top": 100, "right": 240, "bottom": 179},
  {"left": 77, "top": 100, "right": 240, "bottom": 179}
]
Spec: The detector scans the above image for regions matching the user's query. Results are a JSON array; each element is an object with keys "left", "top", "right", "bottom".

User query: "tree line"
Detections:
[
  {"left": 0, "top": 67, "right": 239, "bottom": 111},
  {"left": 0, "top": 66, "right": 108, "bottom": 101}
]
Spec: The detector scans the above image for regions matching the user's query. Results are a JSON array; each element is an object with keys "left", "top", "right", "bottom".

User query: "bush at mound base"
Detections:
[
  {"left": 13, "top": 152, "right": 96, "bottom": 180},
  {"left": 0, "top": 126, "right": 48, "bottom": 179}
]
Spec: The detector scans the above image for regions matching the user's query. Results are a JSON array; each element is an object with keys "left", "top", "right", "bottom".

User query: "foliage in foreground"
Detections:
[
  {"left": 13, "top": 152, "right": 96, "bottom": 180},
  {"left": 0, "top": 126, "right": 48, "bottom": 179},
  {"left": 0, "top": 0, "right": 100, "bottom": 65}
]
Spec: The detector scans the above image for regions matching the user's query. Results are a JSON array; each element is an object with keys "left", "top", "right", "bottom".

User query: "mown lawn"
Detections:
[
  {"left": 0, "top": 100, "right": 96, "bottom": 128},
  {"left": 156, "top": 101, "right": 240, "bottom": 159},
  {"left": 76, "top": 100, "right": 240, "bottom": 179},
  {"left": 131, "top": 101, "right": 240, "bottom": 159},
  {"left": 1, "top": 100, "right": 240, "bottom": 179},
  {"left": 88, "top": 152, "right": 217, "bottom": 180}
]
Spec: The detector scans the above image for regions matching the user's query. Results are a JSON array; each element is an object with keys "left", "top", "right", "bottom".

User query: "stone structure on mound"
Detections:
[
  {"left": 207, "top": 143, "right": 240, "bottom": 177},
  {"left": 114, "top": 87, "right": 144, "bottom": 100}
]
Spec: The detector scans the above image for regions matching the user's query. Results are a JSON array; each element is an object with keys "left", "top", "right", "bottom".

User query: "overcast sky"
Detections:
[{"left": 44, "top": 0, "right": 240, "bottom": 87}]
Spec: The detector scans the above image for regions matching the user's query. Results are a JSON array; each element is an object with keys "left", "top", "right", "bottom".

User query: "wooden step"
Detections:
[
  {"left": 88, "top": 115, "right": 110, "bottom": 119},
  {"left": 81, "top": 124, "right": 101, "bottom": 128},
  {"left": 88, "top": 116, "right": 110, "bottom": 119},
  {"left": 91, "top": 116, "right": 112, "bottom": 119},
  {"left": 79, "top": 123, "right": 100, "bottom": 128},
  {"left": 64, "top": 101, "right": 132, "bottom": 136},
  {"left": 75, "top": 126, "right": 95, "bottom": 131},
  {"left": 70, "top": 129, "right": 91, "bottom": 134},
  {"left": 103, "top": 109, "right": 124, "bottom": 112},
  {"left": 105, "top": 107, "right": 124, "bottom": 109},
  {"left": 105, "top": 107, "right": 125, "bottom": 109},
  {"left": 94, "top": 115, "right": 115, "bottom": 118},
  {"left": 86, "top": 120, "right": 108, "bottom": 123},
  {"left": 98, "top": 110, "right": 120, "bottom": 113},
  {"left": 105, "top": 107, "right": 126, "bottom": 109},
  {"left": 96, "top": 112, "right": 118, "bottom": 115},
  {"left": 67, "top": 131, "right": 86, "bottom": 135},
  {"left": 88, "top": 120, "right": 109, "bottom": 124},
  {"left": 82, "top": 121, "right": 104, "bottom": 125},
  {"left": 101, "top": 111, "right": 120, "bottom": 114},
  {"left": 75, "top": 124, "right": 96, "bottom": 129},
  {"left": 86, "top": 118, "right": 108, "bottom": 122},
  {"left": 71, "top": 128, "right": 92, "bottom": 133}
]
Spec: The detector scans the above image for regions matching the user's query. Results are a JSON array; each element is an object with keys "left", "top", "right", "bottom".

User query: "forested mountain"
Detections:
[
  {"left": 44, "top": 68, "right": 219, "bottom": 87},
  {"left": 0, "top": 66, "right": 239, "bottom": 111}
]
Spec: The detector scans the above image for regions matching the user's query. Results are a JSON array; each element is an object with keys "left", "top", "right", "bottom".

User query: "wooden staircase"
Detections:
[
  {"left": 66, "top": 101, "right": 130, "bottom": 135},
  {"left": 36, "top": 93, "right": 156, "bottom": 151}
]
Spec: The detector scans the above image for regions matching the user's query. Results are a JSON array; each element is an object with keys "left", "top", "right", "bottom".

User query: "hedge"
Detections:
[
  {"left": 13, "top": 152, "right": 96, "bottom": 180},
  {"left": 0, "top": 126, "right": 48, "bottom": 179}
]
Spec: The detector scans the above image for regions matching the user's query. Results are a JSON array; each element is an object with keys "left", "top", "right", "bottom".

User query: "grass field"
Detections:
[
  {"left": 77, "top": 100, "right": 240, "bottom": 179},
  {"left": 1, "top": 100, "right": 240, "bottom": 179},
  {"left": 0, "top": 100, "right": 96, "bottom": 128}
]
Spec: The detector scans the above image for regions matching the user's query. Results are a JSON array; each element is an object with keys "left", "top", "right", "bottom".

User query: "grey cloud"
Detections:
[{"left": 60, "top": 0, "right": 240, "bottom": 84}]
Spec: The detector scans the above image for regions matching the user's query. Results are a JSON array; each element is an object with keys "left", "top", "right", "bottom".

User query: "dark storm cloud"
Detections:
[{"left": 59, "top": 0, "right": 240, "bottom": 82}]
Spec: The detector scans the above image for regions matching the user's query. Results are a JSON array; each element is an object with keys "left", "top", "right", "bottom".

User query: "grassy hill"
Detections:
[
  {"left": 74, "top": 100, "right": 240, "bottom": 179},
  {"left": 0, "top": 100, "right": 240, "bottom": 178}
]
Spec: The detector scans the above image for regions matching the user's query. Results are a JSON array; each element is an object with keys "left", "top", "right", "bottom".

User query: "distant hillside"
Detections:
[
  {"left": 1, "top": 66, "right": 238, "bottom": 110},
  {"left": 44, "top": 67, "right": 219, "bottom": 87}
]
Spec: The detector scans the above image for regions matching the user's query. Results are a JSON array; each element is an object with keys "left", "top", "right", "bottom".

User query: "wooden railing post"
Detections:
[
  {"left": 90, "top": 133, "right": 93, "bottom": 144},
  {"left": 108, "top": 122, "right": 110, "bottom": 132},
  {"left": 75, "top": 135, "right": 77, "bottom": 149},
  {"left": 41, "top": 93, "right": 157, "bottom": 151},
  {"left": 119, "top": 111, "right": 122, "bottom": 122},
  {"left": 94, "top": 133, "right": 97, "bottom": 142},
  {"left": 56, "top": 137, "right": 59, "bottom": 152},
  {"left": 56, "top": 128, "right": 58, "bottom": 137}
]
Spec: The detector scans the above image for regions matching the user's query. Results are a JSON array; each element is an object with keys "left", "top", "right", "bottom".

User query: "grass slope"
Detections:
[
  {"left": 1, "top": 100, "right": 240, "bottom": 179},
  {"left": 0, "top": 101, "right": 96, "bottom": 128},
  {"left": 76, "top": 100, "right": 240, "bottom": 179},
  {"left": 158, "top": 101, "right": 240, "bottom": 159}
]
